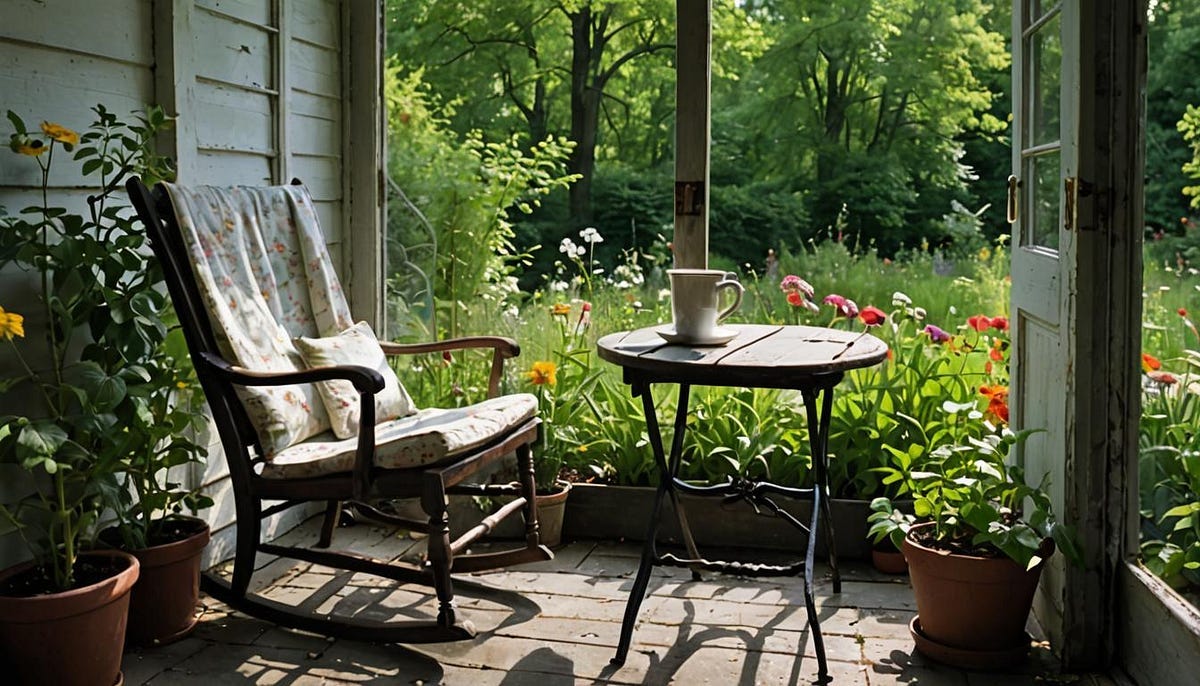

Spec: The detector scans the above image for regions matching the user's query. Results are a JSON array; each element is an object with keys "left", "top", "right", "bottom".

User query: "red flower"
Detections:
[
  {"left": 989, "top": 316, "right": 1009, "bottom": 332},
  {"left": 968, "top": 314, "right": 991, "bottom": 332},
  {"left": 990, "top": 346, "right": 1004, "bottom": 362},
  {"left": 1142, "top": 353, "right": 1162, "bottom": 372},
  {"left": 859, "top": 306, "right": 886, "bottom": 327},
  {"left": 1179, "top": 308, "right": 1189, "bottom": 318},
  {"left": 786, "top": 291, "right": 805, "bottom": 307}
]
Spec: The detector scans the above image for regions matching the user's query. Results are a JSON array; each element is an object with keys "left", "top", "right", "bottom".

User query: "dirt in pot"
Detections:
[{"left": 0, "top": 556, "right": 131, "bottom": 598}]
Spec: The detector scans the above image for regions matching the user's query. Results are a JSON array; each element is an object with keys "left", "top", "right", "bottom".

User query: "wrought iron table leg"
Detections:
[
  {"left": 665, "top": 384, "right": 703, "bottom": 580},
  {"left": 612, "top": 381, "right": 680, "bottom": 665},
  {"left": 612, "top": 479, "right": 669, "bottom": 665},
  {"left": 803, "top": 383, "right": 841, "bottom": 594}
]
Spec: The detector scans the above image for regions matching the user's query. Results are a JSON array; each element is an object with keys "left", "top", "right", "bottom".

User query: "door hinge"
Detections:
[{"left": 1065, "top": 177, "right": 1097, "bottom": 232}]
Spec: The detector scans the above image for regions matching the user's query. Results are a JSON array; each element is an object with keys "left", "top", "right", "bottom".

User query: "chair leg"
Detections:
[
  {"left": 230, "top": 498, "right": 262, "bottom": 597},
  {"left": 317, "top": 500, "right": 341, "bottom": 549},
  {"left": 517, "top": 442, "right": 541, "bottom": 547},
  {"left": 422, "top": 472, "right": 458, "bottom": 628}
]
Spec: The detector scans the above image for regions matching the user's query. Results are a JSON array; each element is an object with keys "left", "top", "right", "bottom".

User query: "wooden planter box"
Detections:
[{"left": 561, "top": 483, "right": 878, "bottom": 560}]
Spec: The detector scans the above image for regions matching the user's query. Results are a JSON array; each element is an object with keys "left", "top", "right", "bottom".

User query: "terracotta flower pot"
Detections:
[
  {"left": 0, "top": 550, "right": 140, "bottom": 686},
  {"left": 107, "top": 516, "right": 211, "bottom": 647},
  {"left": 535, "top": 481, "right": 572, "bottom": 548},
  {"left": 870, "top": 543, "right": 908, "bottom": 575},
  {"left": 902, "top": 522, "right": 1045, "bottom": 668}
]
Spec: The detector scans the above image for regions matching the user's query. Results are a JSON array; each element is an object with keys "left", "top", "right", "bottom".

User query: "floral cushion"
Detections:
[
  {"left": 259, "top": 393, "right": 538, "bottom": 479},
  {"left": 294, "top": 321, "right": 418, "bottom": 438},
  {"left": 163, "top": 183, "right": 356, "bottom": 456}
]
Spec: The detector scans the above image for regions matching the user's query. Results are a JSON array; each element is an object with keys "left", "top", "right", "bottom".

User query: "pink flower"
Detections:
[
  {"left": 923, "top": 324, "right": 951, "bottom": 343},
  {"left": 779, "top": 274, "right": 815, "bottom": 299},
  {"left": 822, "top": 294, "right": 860, "bottom": 318},
  {"left": 1148, "top": 371, "right": 1178, "bottom": 386}
]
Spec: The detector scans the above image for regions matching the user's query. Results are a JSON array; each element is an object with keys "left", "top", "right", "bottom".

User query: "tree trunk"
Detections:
[{"left": 567, "top": 6, "right": 603, "bottom": 229}]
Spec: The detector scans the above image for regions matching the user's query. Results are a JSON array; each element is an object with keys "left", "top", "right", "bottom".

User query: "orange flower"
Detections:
[
  {"left": 979, "top": 385, "right": 1009, "bottom": 424},
  {"left": 1142, "top": 353, "right": 1162, "bottom": 372},
  {"left": 40, "top": 121, "right": 79, "bottom": 146},
  {"left": 786, "top": 291, "right": 804, "bottom": 307},
  {"left": 526, "top": 361, "right": 557, "bottom": 386},
  {"left": 551, "top": 303, "right": 571, "bottom": 317}
]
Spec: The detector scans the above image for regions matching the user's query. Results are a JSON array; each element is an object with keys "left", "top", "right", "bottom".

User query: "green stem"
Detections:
[
  {"left": 38, "top": 146, "right": 66, "bottom": 398},
  {"left": 7, "top": 341, "right": 57, "bottom": 410},
  {"left": 55, "top": 469, "right": 75, "bottom": 589}
]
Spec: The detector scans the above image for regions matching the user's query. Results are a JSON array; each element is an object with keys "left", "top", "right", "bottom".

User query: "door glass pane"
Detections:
[
  {"left": 1023, "top": 151, "right": 1060, "bottom": 250},
  {"left": 1028, "top": 14, "right": 1062, "bottom": 148}
]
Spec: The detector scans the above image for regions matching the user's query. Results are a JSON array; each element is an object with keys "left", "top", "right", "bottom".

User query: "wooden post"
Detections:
[{"left": 674, "top": 0, "right": 711, "bottom": 269}]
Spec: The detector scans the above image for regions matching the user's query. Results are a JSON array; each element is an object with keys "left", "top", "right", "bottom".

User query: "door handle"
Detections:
[{"left": 1007, "top": 175, "right": 1020, "bottom": 224}]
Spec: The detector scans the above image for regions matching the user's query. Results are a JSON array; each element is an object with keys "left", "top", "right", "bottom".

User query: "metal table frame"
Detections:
[{"left": 599, "top": 325, "right": 887, "bottom": 683}]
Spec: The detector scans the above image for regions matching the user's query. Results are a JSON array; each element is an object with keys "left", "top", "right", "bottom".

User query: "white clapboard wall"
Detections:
[{"left": 0, "top": 0, "right": 377, "bottom": 570}]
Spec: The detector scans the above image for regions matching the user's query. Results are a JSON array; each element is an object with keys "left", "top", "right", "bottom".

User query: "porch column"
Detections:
[{"left": 673, "top": 0, "right": 711, "bottom": 269}]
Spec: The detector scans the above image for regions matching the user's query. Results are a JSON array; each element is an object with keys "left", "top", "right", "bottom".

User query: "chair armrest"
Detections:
[
  {"left": 377, "top": 336, "right": 520, "bottom": 359},
  {"left": 198, "top": 351, "right": 385, "bottom": 393},
  {"left": 377, "top": 337, "right": 521, "bottom": 400}
]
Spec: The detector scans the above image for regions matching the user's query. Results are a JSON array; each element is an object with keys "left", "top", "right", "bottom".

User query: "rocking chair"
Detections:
[{"left": 126, "top": 177, "right": 552, "bottom": 643}]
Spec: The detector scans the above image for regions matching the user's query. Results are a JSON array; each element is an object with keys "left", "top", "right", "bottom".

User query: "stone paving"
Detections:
[{"left": 121, "top": 516, "right": 1118, "bottom": 685}]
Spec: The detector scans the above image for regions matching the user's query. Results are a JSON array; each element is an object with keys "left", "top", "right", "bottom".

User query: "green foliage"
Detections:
[
  {"left": 0, "top": 106, "right": 208, "bottom": 589},
  {"left": 384, "top": 64, "right": 577, "bottom": 340},
  {"left": 871, "top": 428, "right": 1081, "bottom": 570},
  {"left": 1145, "top": 1, "right": 1200, "bottom": 233},
  {"left": 1180, "top": 104, "right": 1200, "bottom": 212}
]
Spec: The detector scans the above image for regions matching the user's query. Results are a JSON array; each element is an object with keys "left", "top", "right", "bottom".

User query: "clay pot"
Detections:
[
  {"left": 111, "top": 516, "right": 211, "bottom": 646},
  {"left": 535, "top": 481, "right": 572, "bottom": 548},
  {"left": 0, "top": 550, "right": 140, "bottom": 686},
  {"left": 870, "top": 543, "right": 908, "bottom": 575},
  {"left": 902, "top": 522, "right": 1044, "bottom": 668}
]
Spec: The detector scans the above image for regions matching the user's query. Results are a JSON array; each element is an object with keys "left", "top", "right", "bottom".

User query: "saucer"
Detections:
[{"left": 656, "top": 325, "right": 738, "bottom": 346}]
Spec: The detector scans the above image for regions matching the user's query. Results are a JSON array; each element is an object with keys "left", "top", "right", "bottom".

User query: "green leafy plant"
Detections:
[
  {"left": 870, "top": 426, "right": 1081, "bottom": 570},
  {"left": 0, "top": 105, "right": 208, "bottom": 590},
  {"left": 1138, "top": 350, "right": 1200, "bottom": 589}
]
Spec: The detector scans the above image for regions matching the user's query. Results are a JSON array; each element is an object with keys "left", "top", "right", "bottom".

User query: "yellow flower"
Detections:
[
  {"left": 551, "top": 303, "right": 571, "bottom": 317},
  {"left": 14, "top": 140, "right": 46, "bottom": 157},
  {"left": 40, "top": 121, "right": 79, "bottom": 146},
  {"left": 0, "top": 306, "right": 25, "bottom": 340},
  {"left": 176, "top": 381, "right": 188, "bottom": 390},
  {"left": 526, "top": 361, "right": 557, "bottom": 386}
]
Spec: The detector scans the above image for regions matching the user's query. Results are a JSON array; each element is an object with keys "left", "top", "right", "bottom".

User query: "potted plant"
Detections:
[
  {"left": 0, "top": 105, "right": 196, "bottom": 682},
  {"left": 98, "top": 335, "right": 212, "bottom": 646},
  {"left": 868, "top": 426, "right": 1082, "bottom": 669}
]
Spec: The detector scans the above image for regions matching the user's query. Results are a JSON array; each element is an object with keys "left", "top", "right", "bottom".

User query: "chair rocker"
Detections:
[{"left": 127, "top": 177, "right": 552, "bottom": 643}]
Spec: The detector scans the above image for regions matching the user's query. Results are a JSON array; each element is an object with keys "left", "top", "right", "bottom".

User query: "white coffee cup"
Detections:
[{"left": 668, "top": 269, "right": 745, "bottom": 341}]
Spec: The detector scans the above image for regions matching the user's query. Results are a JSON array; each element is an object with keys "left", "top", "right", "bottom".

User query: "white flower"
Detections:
[
  {"left": 559, "top": 237, "right": 585, "bottom": 257},
  {"left": 580, "top": 226, "right": 604, "bottom": 244},
  {"left": 551, "top": 280, "right": 569, "bottom": 292},
  {"left": 658, "top": 288, "right": 672, "bottom": 301},
  {"left": 505, "top": 306, "right": 520, "bottom": 319},
  {"left": 616, "top": 280, "right": 632, "bottom": 289},
  {"left": 913, "top": 307, "right": 927, "bottom": 320},
  {"left": 892, "top": 291, "right": 912, "bottom": 306}
]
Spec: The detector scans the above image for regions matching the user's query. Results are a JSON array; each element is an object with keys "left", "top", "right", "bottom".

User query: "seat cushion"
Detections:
[
  {"left": 294, "top": 321, "right": 418, "bottom": 438},
  {"left": 259, "top": 393, "right": 538, "bottom": 479}
]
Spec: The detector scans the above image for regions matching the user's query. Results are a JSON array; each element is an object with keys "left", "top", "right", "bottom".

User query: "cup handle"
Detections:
[{"left": 715, "top": 273, "right": 745, "bottom": 323}]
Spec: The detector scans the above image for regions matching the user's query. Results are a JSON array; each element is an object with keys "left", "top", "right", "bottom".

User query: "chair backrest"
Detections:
[{"left": 127, "top": 178, "right": 353, "bottom": 464}]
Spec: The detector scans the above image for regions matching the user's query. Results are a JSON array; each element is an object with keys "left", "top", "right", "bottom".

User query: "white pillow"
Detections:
[{"left": 294, "top": 322, "right": 417, "bottom": 439}]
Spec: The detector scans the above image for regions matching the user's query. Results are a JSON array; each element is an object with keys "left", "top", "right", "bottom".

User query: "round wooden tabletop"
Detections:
[{"left": 597, "top": 323, "right": 889, "bottom": 389}]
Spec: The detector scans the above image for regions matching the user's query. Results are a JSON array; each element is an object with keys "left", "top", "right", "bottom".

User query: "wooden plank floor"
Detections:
[{"left": 121, "top": 515, "right": 1120, "bottom": 685}]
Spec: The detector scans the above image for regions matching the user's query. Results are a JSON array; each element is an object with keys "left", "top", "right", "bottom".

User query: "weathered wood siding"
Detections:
[{"left": 0, "top": 0, "right": 357, "bottom": 570}]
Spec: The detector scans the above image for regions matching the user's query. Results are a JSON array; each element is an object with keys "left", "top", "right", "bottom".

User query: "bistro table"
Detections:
[{"left": 597, "top": 323, "right": 888, "bottom": 681}]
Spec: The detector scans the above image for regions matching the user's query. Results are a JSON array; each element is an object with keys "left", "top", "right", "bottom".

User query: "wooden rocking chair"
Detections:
[{"left": 126, "top": 177, "right": 552, "bottom": 643}]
